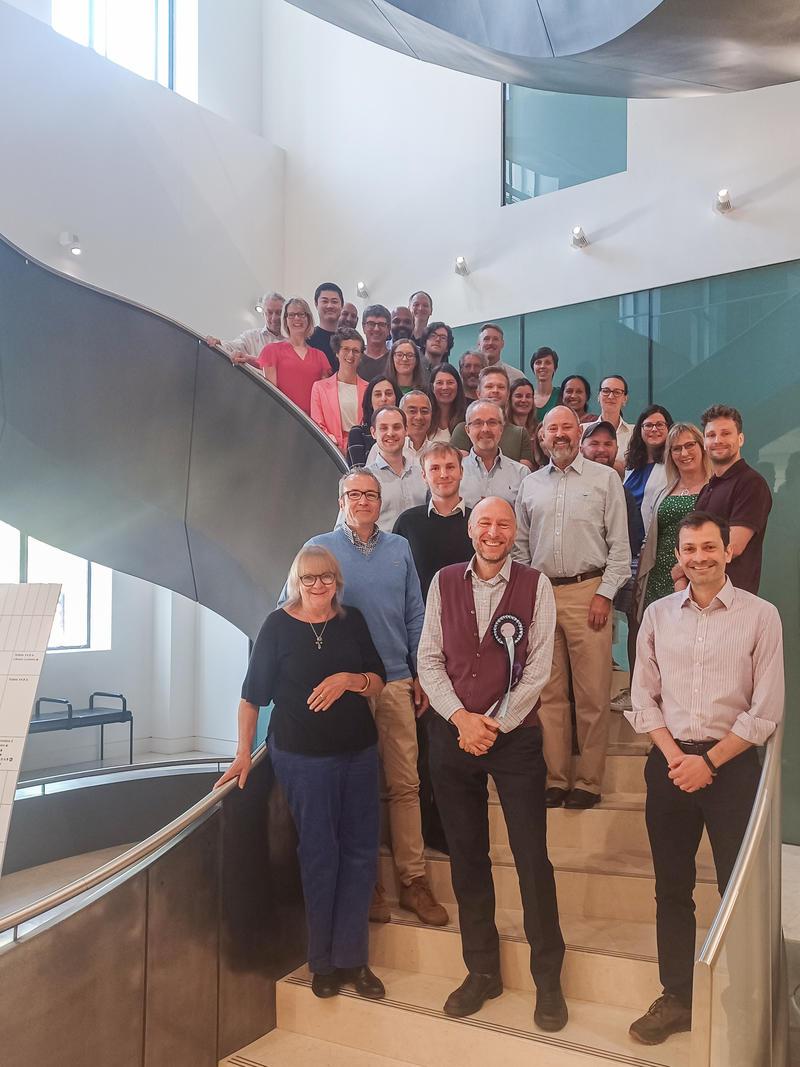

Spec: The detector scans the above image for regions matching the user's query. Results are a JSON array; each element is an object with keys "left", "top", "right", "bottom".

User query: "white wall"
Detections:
[
  {"left": 197, "top": 0, "right": 264, "bottom": 136},
  {"left": 262, "top": 0, "right": 800, "bottom": 327},
  {"left": 0, "top": 0, "right": 284, "bottom": 341}
]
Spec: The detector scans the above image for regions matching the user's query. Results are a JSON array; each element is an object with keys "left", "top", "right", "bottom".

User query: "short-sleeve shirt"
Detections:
[
  {"left": 241, "top": 606, "right": 385, "bottom": 755},
  {"left": 695, "top": 458, "right": 772, "bottom": 593},
  {"left": 256, "top": 340, "right": 330, "bottom": 415}
]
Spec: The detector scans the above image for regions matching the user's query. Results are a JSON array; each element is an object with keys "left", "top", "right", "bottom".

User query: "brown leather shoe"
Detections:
[
  {"left": 629, "top": 994, "right": 692, "bottom": 1044},
  {"left": 398, "top": 877, "right": 449, "bottom": 925},
  {"left": 369, "top": 883, "right": 391, "bottom": 923}
]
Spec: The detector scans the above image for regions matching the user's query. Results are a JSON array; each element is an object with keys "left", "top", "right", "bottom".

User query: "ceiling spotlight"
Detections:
[
  {"left": 356, "top": 281, "right": 369, "bottom": 299},
  {"left": 570, "top": 226, "right": 589, "bottom": 249},
  {"left": 58, "top": 231, "right": 81, "bottom": 256},
  {"left": 254, "top": 301, "right": 264, "bottom": 314},
  {"left": 454, "top": 256, "right": 470, "bottom": 276},
  {"left": 714, "top": 188, "right": 733, "bottom": 214}
]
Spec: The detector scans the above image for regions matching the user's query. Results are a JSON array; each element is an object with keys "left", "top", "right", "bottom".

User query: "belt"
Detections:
[
  {"left": 675, "top": 740, "right": 718, "bottom": 754},
  {"left": 550, "top": 568, "right": 604, "bottom": 587}
]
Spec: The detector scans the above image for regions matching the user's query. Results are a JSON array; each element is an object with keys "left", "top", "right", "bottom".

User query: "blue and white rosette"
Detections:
[{"left": 487, "top": 613, "right": 525, "bottom": 720}]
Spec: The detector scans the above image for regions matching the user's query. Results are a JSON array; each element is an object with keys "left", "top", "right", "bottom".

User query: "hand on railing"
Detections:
[{"left": 214, "top": 750, "right": 251, "bottom": 790}]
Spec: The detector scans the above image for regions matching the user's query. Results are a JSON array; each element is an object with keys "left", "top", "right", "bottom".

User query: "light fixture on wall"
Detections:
[
  {"left": 713, "top": 188, "right": 733, "bottom": 214},
  {"left": 454, "top": 256, "right": 470, "bottom": 276},
  {"left": 570, "top": 226, "right": 589, "bottom": 249},
  {"left": 254, "top": 300, "right": 264, "bottom": 314},
  {"left": 58, "top": 231, "right": 82, "bottom": 256},
  {"left": 356, "top": 281, "right": 369, "bottom": 299}
]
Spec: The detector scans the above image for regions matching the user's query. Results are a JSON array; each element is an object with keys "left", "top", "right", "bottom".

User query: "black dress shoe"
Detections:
[
  {"left": 337, "top": 965, "right": 385, "bottom": 999},
  {"left": 443, "top": 972, "right": 503, "bottom": 1017},
  {"left": 564, "top": 788, "right": 600, "bottom": 809},
  {"left": 545, "top": 787, "right": 569, "bottom": 808},
  {"left": 311, "top": 971, "right": 341, "bottom": 998},
  {"left": 534, "top": 987, "right": 568, "bottom": 1031}
]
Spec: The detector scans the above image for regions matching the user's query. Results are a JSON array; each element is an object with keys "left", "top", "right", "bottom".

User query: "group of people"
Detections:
[{"left": 213, "top": 282, "right": 784, "bottom": 1049}]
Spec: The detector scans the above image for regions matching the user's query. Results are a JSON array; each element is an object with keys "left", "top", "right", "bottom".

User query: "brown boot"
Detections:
[
  {"left": 398, "top": 877, "right": 449, "bottom": 925},
  {"left": 369, "top": 882, "right": 391, "bottom": 923}
]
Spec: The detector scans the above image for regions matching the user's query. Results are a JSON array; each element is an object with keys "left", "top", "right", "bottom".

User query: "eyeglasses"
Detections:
[
  {"left": 364, "top": 320, "right": 387, "bottom": 330},
  {"left": 299, "top": 572, "right": 336, "bottom": 587},
  {"left": 468, "top": 418, "right": 502, "bottom": 429},
  {"left": 394, "top": 352, "right": 416, "bottom": 361},
  {"left": 600, "top": 387, "right": 626, "bottom": 398},
  {"left": 671, "top": 441, "right": 700, "bottom": 454},
  {"left": 287, "top": 311, "right": 308, "bottom": 320},
  {"left": 429, "top": 332, "right": 448, "bottom": 342},
  {"left": 342, "top": 489, "right": 381, "bottom": 502},
  {"left": 642, "top": 421, "right": 668, "bottom": 431}
]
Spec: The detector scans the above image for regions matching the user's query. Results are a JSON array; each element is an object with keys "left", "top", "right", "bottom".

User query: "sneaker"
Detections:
[
  {"left": 398, "top": 876, "right": 449, "bottom": 925},
  {"left": 369, "top": 882, "right": 391, "bottom": 924},
  {"left": 629, "top": 994, "right": 692, "bottom": 1045},
  {"left": 610, "top": 687, "right": 632, "bottom": 712}
]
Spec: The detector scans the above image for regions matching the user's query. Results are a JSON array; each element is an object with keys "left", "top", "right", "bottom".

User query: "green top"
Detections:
[
  {"left": 535, "top": 387, "right": 559, "bottom": 419},
  {"left": 643, "top": 492, "right": 698, "bottom": 607}
]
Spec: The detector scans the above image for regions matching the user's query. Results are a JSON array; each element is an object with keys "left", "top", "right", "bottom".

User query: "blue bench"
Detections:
[{"left": 30, "top": 692, "right": 133, "bottom": 764}]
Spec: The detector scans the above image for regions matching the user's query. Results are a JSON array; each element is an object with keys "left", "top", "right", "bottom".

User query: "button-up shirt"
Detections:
[
  {"left": 460, "top": 449, "right": 529, "bottom": 510},
  {"left": 627, "top": 579, "right": 784, "bottom": 745},
  {"left": 512, "top": 452, "right": 630, "bottom": 600},
  {"left": 418, "top": 556, "right": 556, "bottom": 733},
  {"left": 218, "top": 325, "right": 283, "bottom": 366},
  {"left": 340, "top": 522, "right": 380, "bottom": 556},
  {"left": 367, "top": 455, "right": 427, "bottom": 532}
]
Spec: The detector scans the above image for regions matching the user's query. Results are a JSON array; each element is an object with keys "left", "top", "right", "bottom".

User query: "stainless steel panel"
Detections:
[
  {"left": 144, "top": 815, "right": 220, "bottom": 1067},
  {"left": 0, "top": 872, "right": 147, "bottom": 1066}
]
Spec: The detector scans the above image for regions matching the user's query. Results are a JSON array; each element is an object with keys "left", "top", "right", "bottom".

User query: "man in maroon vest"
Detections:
[{"left": 417, "top": 497, "right": 567, "bottom": 1031}]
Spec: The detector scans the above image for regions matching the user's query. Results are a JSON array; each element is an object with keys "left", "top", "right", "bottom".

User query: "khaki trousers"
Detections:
[
  {"left": 539, "top": 576, "right": 612, "bottom": 795},
  {"left": 371, "top": 677, "right": 426, "bottom": 884}
]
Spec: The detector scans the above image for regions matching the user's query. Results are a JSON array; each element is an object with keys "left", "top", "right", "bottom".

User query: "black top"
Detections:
[
  {"left": 695, "top": 458, "right": 772, "bottom": 593},
  {"left": 346, "top": 424, "right": 374, "bottom": 468},
  {"left": 241, "top": 606, "right": 385, "bottom": 755},
  {"left": 309, "top": 326, "right": 338, "bottom": 372},
  {"left": 392, "top": 504, "right": 474, "bottom": 599}
]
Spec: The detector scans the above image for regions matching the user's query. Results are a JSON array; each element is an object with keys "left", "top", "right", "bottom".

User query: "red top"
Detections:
[{"left": 257, "top": 340, "right": 330, "bottom": 415}]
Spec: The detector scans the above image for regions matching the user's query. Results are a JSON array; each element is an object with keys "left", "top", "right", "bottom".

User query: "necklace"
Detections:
[
  {"left": 678, "top": 482, "right": 703, "bottom": 496},
  {"left": 308, "top": 618, "right": 330, "bottom": 650}
]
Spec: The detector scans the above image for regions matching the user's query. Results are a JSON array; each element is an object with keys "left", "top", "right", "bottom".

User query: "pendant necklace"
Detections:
[{"left": 308, "top": 618, "right": 330, "bottom": 650}]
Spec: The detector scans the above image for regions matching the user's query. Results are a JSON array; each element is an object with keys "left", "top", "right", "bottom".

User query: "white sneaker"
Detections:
[{"left": 610, "top": 687, "right": 632, "bottom": 711}]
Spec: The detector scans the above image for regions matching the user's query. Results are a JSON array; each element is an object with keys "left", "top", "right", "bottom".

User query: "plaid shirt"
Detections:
[{"left": 341, "top": 522, "right": 380, "bottom": 556}]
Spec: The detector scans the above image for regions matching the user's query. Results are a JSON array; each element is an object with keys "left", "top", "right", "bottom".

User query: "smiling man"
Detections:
[
  {"left": 417, "top": 496, "right": 566, "bottom": 1031},
  {"left": 366, "top": 406, "right": 427, "bottom": 532},
  {"left": 205, "top": 291, "right": 285, "bottom": 370},
  {"left": 625, "top": 511, "right": 783, "bottom": 1045},
  {"left": 458, "top": 399, "right": 529, "bottom": 509},
  {"left": 310, "top": 282, "right": 345, "bottom": 372},
  {"left": 477, "top": 322, "right": 525, "bottom": 383}
]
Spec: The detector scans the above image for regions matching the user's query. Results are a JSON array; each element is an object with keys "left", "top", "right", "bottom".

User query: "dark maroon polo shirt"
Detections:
[{"left": 695, "top": 458, "right": 772, "bottom": 593}]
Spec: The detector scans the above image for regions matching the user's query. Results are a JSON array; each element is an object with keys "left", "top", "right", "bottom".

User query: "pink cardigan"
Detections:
[{"left": 310, "top": 374, "right": 368, "bottom": 454}]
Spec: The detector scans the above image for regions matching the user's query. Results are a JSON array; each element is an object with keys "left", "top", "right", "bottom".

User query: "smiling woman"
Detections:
[{"left": 310, "top": 328, "right": 368, "bottom": 454}]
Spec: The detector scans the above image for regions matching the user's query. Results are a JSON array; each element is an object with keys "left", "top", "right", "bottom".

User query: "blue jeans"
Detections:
[{"left": 268, "top": 736, "right": 380, "bottom": 974}]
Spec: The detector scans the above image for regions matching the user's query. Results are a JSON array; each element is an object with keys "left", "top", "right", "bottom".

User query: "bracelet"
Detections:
[
  {"left": 701, "top": 751, "right": 718, "bottom": 777},
  {"left": 356, "top": 672, "right": 370, "bottom": 693}
]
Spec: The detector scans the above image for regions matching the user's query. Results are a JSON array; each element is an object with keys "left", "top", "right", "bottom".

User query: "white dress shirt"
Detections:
[
  {"left": 460, "top": 449, "right": 529, "bottom": 510},
  {"left": 627, "top": 579, "right": 784, "bottom": 745},
  {"left": 218, "top": 326, "right": 283, "bottom": 366},
  {"left": 512, "top": 452, "right": 630, "bottom": 601},
  {"left": 418, "top": 556, "right": 556, "bottom": 733},
  {"left": 367, "top": 454, "right": 428, "bottom": 532}
]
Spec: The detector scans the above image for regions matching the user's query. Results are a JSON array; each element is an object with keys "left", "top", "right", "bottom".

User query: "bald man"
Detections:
[{"left": 418, "top": 497, "right": 566, "bottom": 1031}]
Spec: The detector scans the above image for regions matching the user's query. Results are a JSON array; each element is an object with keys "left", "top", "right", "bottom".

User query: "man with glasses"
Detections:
[
  {"left": 357, "top": 304, "right": 392, "bottom": 382},
  {"left": 459, "top": 400, "right": 529, "bottom": 509},
  {"left": 420, "top": 321, "right": 454, "bottom": 374},
  {"left": 310, "top": 282, "right": 345, "bottom": 372},
  {"left": 298, "top": 469, "right": 449, "bottom": 928},
  {"left": 584, "top": 375, "right": 633, "bottom": 468}
]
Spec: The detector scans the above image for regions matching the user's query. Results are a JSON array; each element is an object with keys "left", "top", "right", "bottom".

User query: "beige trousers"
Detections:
[
  {"left": 539, "top": 576, "right": 612, "bottom": 795},
  {"left": 371, "top": 677, "right": 426, "bottom": 884}
]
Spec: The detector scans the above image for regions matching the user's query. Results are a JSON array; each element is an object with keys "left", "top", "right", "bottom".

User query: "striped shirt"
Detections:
[{"left": 627, "top": 578, "right": 784, "bottom": 745}]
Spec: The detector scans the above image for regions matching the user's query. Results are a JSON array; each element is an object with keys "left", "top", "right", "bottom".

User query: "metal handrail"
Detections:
[
  {"left": 17, "top": 756, "right": 234, "bottom": 792},
  {"left": 691, "top": 719, "right": 784, "bottom": 1064},
  {"left": 0, "top": 744, "right": 266, "bottom": 937}
]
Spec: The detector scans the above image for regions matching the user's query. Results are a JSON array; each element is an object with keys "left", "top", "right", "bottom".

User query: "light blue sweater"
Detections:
[{"left": 305, "top": 528, "right": 425, "bottom": 682}]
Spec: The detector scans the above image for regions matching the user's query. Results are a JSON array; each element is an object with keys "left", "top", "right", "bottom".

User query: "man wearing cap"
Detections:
[
  {"left": 417, "top": 496, "right": 567, "bottom": 1031},
  {"left": 513, "top": 406, "right": 630, "bottom": 809}
]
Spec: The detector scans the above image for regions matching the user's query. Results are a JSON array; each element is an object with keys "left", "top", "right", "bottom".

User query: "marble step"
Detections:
[
  {"left": 276, "top": 963, "right": 690, "bottom": 1067},
  {"left": 379, "top": 849, "right": 720, "bottom": 927},
  {"left": 220, "top": 1029, "right": 417, "bottom": 1066}
]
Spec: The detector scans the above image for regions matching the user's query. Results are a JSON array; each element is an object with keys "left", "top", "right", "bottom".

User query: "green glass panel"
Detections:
[
  {"left": 451, "top": 315, "right": 523, "bottom": 376},
  {"left": 504, "top": 85, "right": 627, "bottom": 205}
]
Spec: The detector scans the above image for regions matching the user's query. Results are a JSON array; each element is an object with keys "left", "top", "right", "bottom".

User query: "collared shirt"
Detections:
[
  {"left": 340, "top": 521, "right": 380, "bottom": 556},
  {"left": 366, "top": 436, "right": 423, "bottom": 468},
  {"left": 583, "top": 416, "right": 633, "bottom": 464},
  {"left": 219, "top": 326, "right": 283, "bottom": 367},
  {"left": 512, "top": 452, "right": 631, "bottom": 600},
  {"left": 418, "top": 556, "right": 556, "bottom": 733},
  {"left": 460, "top": 449, "right": 529, "bottom": 510},
  {"left": 367, "top": 455, "right": 428, "bottom": 532},
  {"left": 627, "top": 579, "right": 784, "bottom": 745},
  {"left": 695, "top": 458, "right": 772, "bottom": 593},
  {"left": 428, "top": 497, "right": 466, "bottom": 517}
]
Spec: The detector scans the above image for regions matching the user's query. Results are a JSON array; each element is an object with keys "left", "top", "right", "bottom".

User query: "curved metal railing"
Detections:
[
  {"left": 690, "top": 720, "right": 786, "bottom": 1065},
  {"left": 0, "top": 744, "right": 266, "bottom": 939},
  {"left": 16, "top": 756, "right": 234, "bottom": 795}
]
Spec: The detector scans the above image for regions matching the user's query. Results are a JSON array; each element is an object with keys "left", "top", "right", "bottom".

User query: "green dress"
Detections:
[{"left": 643, "top": 493, "right": 699, "bottom": 607}]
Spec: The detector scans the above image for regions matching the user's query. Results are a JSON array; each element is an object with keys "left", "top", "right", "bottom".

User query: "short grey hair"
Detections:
[
  {"left": 260, "top": 291, "right": 284, "bottom": 305},
  {"left": 460, "top": 349, "right": 486, "bottom": 369},
  {"left": 466, "top": 399, "right": 505, "bottom": 425},
  {"left": 338, "top": 466, "right": 382, "bottom": 499},
  {"left": 400, "top": 390, "right": 431, "bottom": 407}
]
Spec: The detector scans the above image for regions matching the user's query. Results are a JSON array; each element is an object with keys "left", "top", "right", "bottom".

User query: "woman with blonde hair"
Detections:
[
  {"left": 233, "top": 296, "right": 330, "bottom": 415},
  {"left": 635, "top": 422, "right": 711, "bottom": 619},
  {"left": 216, "top": 544, "right": 386, "bottom": 1000}
]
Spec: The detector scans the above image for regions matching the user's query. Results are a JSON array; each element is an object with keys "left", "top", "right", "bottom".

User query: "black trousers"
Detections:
[
  {"left": 427, "top": 714, "right": 565, "bottom": 991},
  {"left": 644, "top": 745, "right": 761, "bottom": 1002}
]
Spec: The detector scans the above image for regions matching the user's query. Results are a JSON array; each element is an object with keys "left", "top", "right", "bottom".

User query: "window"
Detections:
[
  {"left": 51, "top": 0, "right": 198, "bottom": 101},
  {"left": 0, "top": 521, "right": 111, "bottom": 652},
  {"left": 503, "top": 84, "right": 627, "bottom": 205}
]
